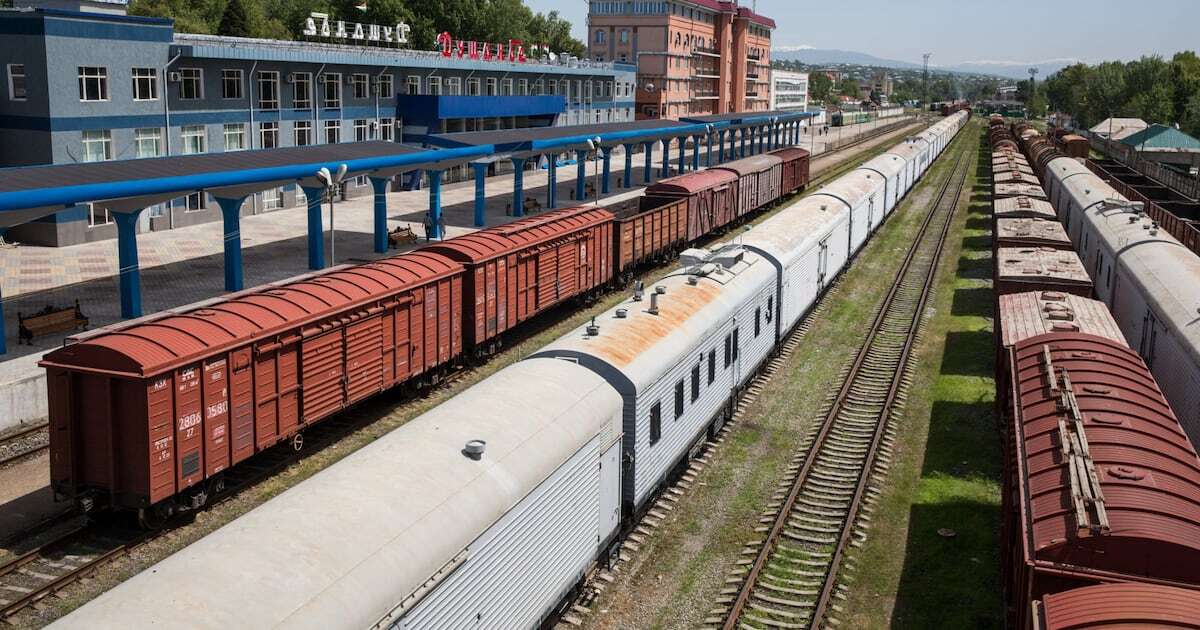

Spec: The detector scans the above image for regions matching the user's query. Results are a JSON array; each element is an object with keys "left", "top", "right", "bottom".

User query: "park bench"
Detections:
[
  {"left": 387, "top": 226, "right": 417, "bottom": 249},
  {"left": 18, "top": 300, "right": 88, "bottom": 345}
]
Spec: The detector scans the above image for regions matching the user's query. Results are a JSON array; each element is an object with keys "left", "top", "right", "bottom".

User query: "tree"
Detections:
[
  {"left": 1172, "top": 51, "right": 1200, "bottom": 127},
  {"left": 836, "top": 77, "right": 860, "bottom": 98},
  {"left": 809, "top": 73, "right": 833, "bottom": 104},
  {"left": 217, "top": 0, "right": 253, "bottom": 37}
]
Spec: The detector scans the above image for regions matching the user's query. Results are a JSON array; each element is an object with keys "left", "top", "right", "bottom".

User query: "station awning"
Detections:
[{"left": 425, "top": 119, "right": 720, "bottom": 157}]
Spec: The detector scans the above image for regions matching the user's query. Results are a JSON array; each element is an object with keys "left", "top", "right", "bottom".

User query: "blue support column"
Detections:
[
  {"left": 113, "top": 210, "right": 143, "bottom": 319},
  {"left": 706, "top": 133, "right": 713, "bottom": 167},
  {"left": 740, "top": 128, "right": 748, "bottom": 157},
  {"left": 213, "top": 196, "right": 247, "bottom": 292},
  {"left": 601, "top": 149, "right": 612, "bottom": 194},
  {"left": 623, "top": 144, "right": 634, "bottom": 188},
  {"left": 301, "top": 185, "right": 325, "bottom": 270},
  {"left": 426, "top": 169, "right": 443, "bottom": 240},
  {"left": 575, "top": 150, "right": 588, "bottom": 200},
  {"left": 692, "top": 135, "right": 701, "bottom": 171},
  {"left": 369, "top": 177, "right": 390, "bottom": 252},
  {"left": 677, "top": 136, "right": 687, "bottom": 174},
  {"left": 643, "top": 142, "right": 653, "bottom": 183},
  {"left": 660, "top": 139, "right": 670, "bottom": 178},
  {"left": 719, "top": 131, "right": 727, "bottom": 163},
  {"left": 512, "top": 157, "right": 527, "bottom": 216},
  {"left": 548, "top": 157, "right": 559, "bottom": 209},
  {"left": 472, "top": 163, "right": 488, "bottom": 227}
]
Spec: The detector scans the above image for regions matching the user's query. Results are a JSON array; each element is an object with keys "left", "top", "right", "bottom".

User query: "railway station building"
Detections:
[
  {"left": 585, "top": 0, "right": 774, "bottom": 120},
  {"left": 0, "top": 2, "right": 637, "bottom": 246}
]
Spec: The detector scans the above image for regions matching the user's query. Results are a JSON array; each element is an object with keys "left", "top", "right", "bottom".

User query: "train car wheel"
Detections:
[{"left": 139, "top": 503, "right": 173, "bottom": 529}]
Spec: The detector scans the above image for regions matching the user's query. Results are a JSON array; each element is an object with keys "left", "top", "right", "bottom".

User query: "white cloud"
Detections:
[{"left": 773, "top": 44, "right": 816, "bottom": 52}]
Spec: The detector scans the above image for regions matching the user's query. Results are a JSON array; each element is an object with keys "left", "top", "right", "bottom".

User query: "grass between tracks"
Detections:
[
  {"left": 579, "top": 123, "right": 982, "bottom": 630},
  {"left": 840, "top": 123, "right": 1003, "bottom": 628},
  {"left": 15, "top": 120, "right": 926, "bottom": 629}
]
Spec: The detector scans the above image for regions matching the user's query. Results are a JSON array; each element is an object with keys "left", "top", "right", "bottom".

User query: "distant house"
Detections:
[
  {"left": 1090, "top": 118, "right": 1149, "bottom": 141},
  {"left": 1119, "top": 124, "right": 1200, "bottom": 172}
]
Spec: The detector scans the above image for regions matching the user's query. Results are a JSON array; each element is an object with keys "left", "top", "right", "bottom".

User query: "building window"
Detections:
[
  {"left": 446, "top": 77, "right": 461, "bottom": 95},
  {"left": 88, "top": 204, "right": 112, "bottom": 227},
  {"left": 533, "top": 79, "right": 543, "bottom": 95},
  {"left": 691, "top": 363, "right": 700, "bottom": 402},
  {"left": 134, "top": 128, "right": 162, "bottom": 158},
  {"left": 467, "top": 78, "right": 481, "bottom": 96},
  {"left": 674, "top": 379, "right": 684, "bottom": 419},
  {"left": 501, "top": 78, "right": 513, "bottom": 96},
  {"left": 184, "top": 192, "right": 205, "bottom": 212},
  {"left": 294, "top": 120, "right": 312, "bottom": 146},
  {"left": 379, "top": 117, "right": 394, "bottom": 142},
  {"left": 352, "top": 73, "right": 369, "bottom": 99},
  {"left": 406, "top": 75, "right": 420, "bottom": 95},
  {"left": 179, "top": 68, "right": 202, "bottom": 100},
  {"left": 223, "top": 123, "right": 245, "bottom": 151},
  {"left": 77, "top": 66, "right": 108, "bottom": 102},
  {"left": 181, "top": 125, "right": 206, "bottom": 154},
  {"left": 292, "top": 72, "right": 312, "bottom": 109},
  {"left": 324, "top": 119, "right": 340, "bottom": 144},
  {"left": 594, "top": 30, "right": 605, "bottom": 44},
  {"left": 620, "top": 30, "right": 629, "bottom": 44},
  {"left": 547, "top": 80, "right": 557, "bottom": 95},
  {"left": 517, "top": 79, "right": 528, "bottom": 95},
  {"left": 262, "top": 187, "right": 283, "bottom": 210},
  {"left": 81, "top": 129, "right": 112, "bottom": 161},
  {"left": 427, "top": 76, "right": 442, "bottom": 95},
  {"left": 322, "top": 73, "right": 341, "bottom": 108},
  {"left": 7, "top": 64, "right": 27, "bottom": 101},
  {"left": 131, "top": 67, "right": 157, "bottom": 101},
  {"left": 377, "top": 74, "right": 393, "bottom": 99},
  {"left": 222, "top": 69, "right": 243, "bottom": 100},
  {"left": 649, "top": 402, "right": 662, "bottom": 445},
  {"left": 258, "top": 71, "right": 280, "bottom": 110},
  {"left": 259, "top": 121, "right": 279, "bottom": 149},
  {"left": 486, "top": 78, "right": 497, "bottom": 96},
  {"left": 353, "top": 119, "right": 369, "bottom": 142}
]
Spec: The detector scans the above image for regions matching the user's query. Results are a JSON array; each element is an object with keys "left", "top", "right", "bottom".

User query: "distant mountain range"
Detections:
[{"left": 772, "top": 47, "right": 1080, "bottom": 80}]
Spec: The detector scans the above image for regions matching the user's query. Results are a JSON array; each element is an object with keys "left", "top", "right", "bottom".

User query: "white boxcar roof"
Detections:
[
  {"left": 740, "top": 195, "right": 848, "bottom": 269},
  {"left": 52, "top": 358, "right": 622, "bottom": 630},
  {"left": 813, "top": 169, "right": 884, "bottom": 210},
  {"left": 860, "top": 147, "right": 915, "bottom": 179},
  {"left": 536, "top": 245, "right": 774, "bottom": 392},
  {"left": 995, "top": 218, "right": 1071, "bottom": 247},
  {"left": 996, "top": 246, "right": 1091, "bottom": 285},
  {"left": 999, "top": 290, "right": 1126, "bottom": 347}
]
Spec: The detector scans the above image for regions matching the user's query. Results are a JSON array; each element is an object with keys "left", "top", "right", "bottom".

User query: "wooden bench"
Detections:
[
  {"left": 387, "top": 226, "right": 417, "bottom": 249},
  {"left": 18, "top": 300, "right": 88, "bottom": 345}
]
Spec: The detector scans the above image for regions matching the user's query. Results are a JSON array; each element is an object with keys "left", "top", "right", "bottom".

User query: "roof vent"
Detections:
[
  {"left": 615, "top": 308, "right": 628, "bottom": 319},
  {"left": 586, "top": 317, "right": 600, "bottom": 337},
  {"left": 680, "top": 248, "right": 711, "bottom": 267},
  {"left": 462, "top": 440, "right": 486, "bottom": 461},
  {"left": 655, "top": 285, "right": 667, "bottom": 295},
  {"left": 712, "top": 246, "right": 745, "bottom": 269},
  {"left": 648, "top": 291, "right": 662, "bottom": 316},
  {"left": 687, "top": 276, "right": 699, "bottom": 285},
  {"left": 632, "top": 280, "right": 645, "bottom": 302}
]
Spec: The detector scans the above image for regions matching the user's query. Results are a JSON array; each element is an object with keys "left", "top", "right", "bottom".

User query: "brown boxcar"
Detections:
[
  {"left": 768, "top": 147, "right": 811, "bottom": 195},
  {"left": 994, "top": 247, "right": 1092, "bottom": 298},
  {"left": 612, "top": 196, "right": 689, "bottom": 274},
  {"left": 642, "top": 168, "right": 739, "bottom": 241},
  {"left": 1003, "top": 332, "right": 1200, "bottom": 630},
  {"left": 995, "top": 182, "right": 1049, "bottom": 201},
  {"left": 1059, "top": 134, "right": 1089, "bottom": 160},
  {"left": 995, "top": 218, "right": 1073, "bottom": 251},
  {"left": 993, "top": 196, "right": 1057, "bottom": 222},
  {"left": 715, "top": 154, "right": 784, "bottom": 218},
  {"left": 993, "top": 169, "right": 1042, "bottom": 186},
  {"left": 1033, "top": 583, "right": 1200, "bottom": 630},
  {"left": 40, "top": 253, "right": 464, "bottom": 515},
  {"left": 421, "top": 206, "right": 615, "bottom": 350}
]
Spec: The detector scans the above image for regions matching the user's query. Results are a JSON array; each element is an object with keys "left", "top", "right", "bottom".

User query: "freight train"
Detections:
[
  {"left": 40, "top": 147, "right": 814, "bottom": 523},
  {"left": 48, "top": 112, "right": 971, "bottom": 629},
  {"left": 830, "top": 105, "right": 904, "bottom": 127},
  {"left": 990, "top": 127, "right": 1200, "bottom": 629}
]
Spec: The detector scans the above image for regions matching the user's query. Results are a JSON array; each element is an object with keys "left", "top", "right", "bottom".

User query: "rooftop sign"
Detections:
[
  {"left": 437, "top": 32, "right": 545, "bottom": 64},
  {"left": 303, "top": 12, "right": 411, "bottom": 45}
]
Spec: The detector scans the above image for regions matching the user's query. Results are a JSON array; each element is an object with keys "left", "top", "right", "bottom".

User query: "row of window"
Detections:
[
  {"left": 79, "top": 117, "right": 396, "bottom": 163},
  {"left": 648, "top": 298, "right": 772, "bottom": 445}
]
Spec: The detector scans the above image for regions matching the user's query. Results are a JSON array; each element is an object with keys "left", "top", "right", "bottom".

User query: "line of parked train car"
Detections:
[
  {"left": 989, "top": 116, "right": 1200, "bottom": 629},
  {"left": 48, "top": 112, "right": 971, "bottom": 629},
  {"left": 933, "top": 99, "right": 971, "bottom": 117},
  {"left": 830, "top": 105, "right": 904, "bottom": 127},
  {"left": 40, "top": 145, "right": 815, "bottom": 522}
]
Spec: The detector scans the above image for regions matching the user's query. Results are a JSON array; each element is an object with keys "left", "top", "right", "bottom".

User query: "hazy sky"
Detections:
[{"left": 525, "top": 0, "right": 1198, "bottom": 66}]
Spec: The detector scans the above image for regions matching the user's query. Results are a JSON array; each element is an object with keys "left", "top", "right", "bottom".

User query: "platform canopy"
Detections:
[
  {"left": 682, "top": 110, "right": 814, "bottom": 126},
  {"left": 424, "top": 118, "right": 722, "bottom": 159},
  {"left": 0, "top": 141, "right": 492, "bottom": 225}
]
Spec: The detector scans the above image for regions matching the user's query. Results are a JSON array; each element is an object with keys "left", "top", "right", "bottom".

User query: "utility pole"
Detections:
[
  {"left": 922, "top": 53, "right": 931, "bottom": 111},
  {"left": 1028, "top": 67, "right": 1039, "bottom": 117}
]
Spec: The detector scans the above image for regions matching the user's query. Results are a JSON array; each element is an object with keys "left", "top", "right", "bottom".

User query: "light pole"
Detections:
[
  {"left": 586, "top": 136, "right": 602, "bottom": 206},
  {"left": 316, "top": 163, "right": 348, "bottom": 267}
]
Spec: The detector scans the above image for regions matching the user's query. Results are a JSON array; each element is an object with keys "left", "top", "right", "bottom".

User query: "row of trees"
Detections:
[
  {"left": 1041, "top": 52, "right": 1200, "bottom": 136},
  {"left": 129, "top": 0, "right": 586, "bottom": 57},
  {"left": 772, "top": 60, "right": 999, "bottom": 107}
]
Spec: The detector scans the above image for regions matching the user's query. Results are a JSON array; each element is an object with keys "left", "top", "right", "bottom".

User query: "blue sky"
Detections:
[{"left": 525, "top": 0, "right": 1198, "bottom": 65}]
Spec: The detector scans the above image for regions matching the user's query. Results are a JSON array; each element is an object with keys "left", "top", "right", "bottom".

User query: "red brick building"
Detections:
[{"left": 587, "top": 1, "right": 774, "bottom": 119}]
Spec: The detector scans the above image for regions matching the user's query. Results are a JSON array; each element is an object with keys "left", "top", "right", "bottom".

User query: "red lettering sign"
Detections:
[{"left": 436, "top": 32, "right": 540, "bottom": 64}]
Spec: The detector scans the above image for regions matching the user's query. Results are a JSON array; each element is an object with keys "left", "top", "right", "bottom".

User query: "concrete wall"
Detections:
[{"left": 0, "top": 354, "right": 48, "bottom": 432}]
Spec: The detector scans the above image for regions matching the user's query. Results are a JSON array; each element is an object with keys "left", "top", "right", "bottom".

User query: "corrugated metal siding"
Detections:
[
  {"left": 1038, "top": 583, "right": 1200, "bottom": 629},
  {"left": 395, "top": 434, "right": 605, "bottom": 630},
  {"left": 301, "top": 331, "right": 344, "bottom": 423}
]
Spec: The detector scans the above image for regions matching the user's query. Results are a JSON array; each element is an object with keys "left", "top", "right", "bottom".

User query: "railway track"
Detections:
[
  {"left": 0, "top": 423, "right": 49, "bottom": 468},
  {"left": 713, "top": 140, "right": 971, "bottom": 630}
]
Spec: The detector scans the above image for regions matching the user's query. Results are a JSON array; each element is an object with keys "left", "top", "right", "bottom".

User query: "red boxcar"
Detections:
[
  {"left": 769, "top": 147, "right": 811, "bottom": 196},
  {"left": 994, "top": 218, "right": 1073, "bottom": 251},
  {"left": 611, "top": 196, "right": 689, "bottom": 275},
  {"left": 715, "top": 154, "right": 784, "bottom": 218},
  {"left": 420, "top": 206, "right": 615, "bottom": 351},
  {"left": 1003, "top": 332, "right": 1200, "bottom": 630},
  {"left": 40, "top": 253, "right": 464, "bottom": 516},
  {"left": 642, "top": 169, "right": 739, "bottom": 241},
  {"left": 1033, "top": 583, "right": 1200, "bottom": 630}
]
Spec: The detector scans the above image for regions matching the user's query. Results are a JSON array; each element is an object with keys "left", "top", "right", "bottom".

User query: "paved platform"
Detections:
[{"left": 0, "top": 117, "right": 912, "bottom": 429}]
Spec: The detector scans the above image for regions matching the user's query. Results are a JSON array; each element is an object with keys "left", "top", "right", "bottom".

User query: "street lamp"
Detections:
[
  {"left": 316, "top": 163, "right": 348, "bottom": 267},
  {"left": 586, "top": 136, "right": 602, "bottom": 206}
]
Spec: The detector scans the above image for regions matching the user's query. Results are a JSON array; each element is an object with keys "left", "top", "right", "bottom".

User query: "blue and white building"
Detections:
[{"left": 0, "top": 1, "right": 637, "bottom": 246}]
